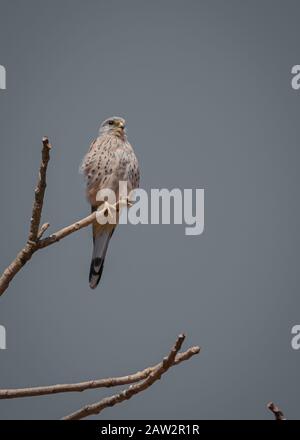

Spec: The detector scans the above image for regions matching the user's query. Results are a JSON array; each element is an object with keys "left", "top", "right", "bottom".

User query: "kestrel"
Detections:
[{"left": 80, "top": 117, "right": 140, "bottom": 289}]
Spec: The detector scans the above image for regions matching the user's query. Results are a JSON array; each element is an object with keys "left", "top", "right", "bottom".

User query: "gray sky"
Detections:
[{"left": 0, "top": 0, "right": 300, "bottom": 419}]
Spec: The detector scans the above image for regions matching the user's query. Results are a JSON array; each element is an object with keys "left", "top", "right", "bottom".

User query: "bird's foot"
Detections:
[{"left": 119, "top": 196, "right": 134, "bottom": 209}]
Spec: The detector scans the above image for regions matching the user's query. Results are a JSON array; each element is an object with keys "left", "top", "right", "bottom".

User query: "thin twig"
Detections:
[
  {"left": 37, "top": 201, "right": 122, "bottom": 249},
  {"left": 0, "top": 138, "right": 51, "bottom": 295},
  {"left": 37, "top": 212, "right": 97, "bottom": 249},
  {"left": 63, "top": 334, "right": 197, "bottom": 420},
  {"left": 28, "top": 137, "right": 51, "bottom": 243},
  {"left": 267, "top": 402, "right": 286, "bottom": 420},
  {"left": 37, "top": 222, "right": 50, "bottom": 240},
  {"left": 0, "top": 344, "right": 200, "bottom": 399}
]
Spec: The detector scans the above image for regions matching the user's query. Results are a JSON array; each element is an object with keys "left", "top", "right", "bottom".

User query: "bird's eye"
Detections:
[{"left": 108, "top": 120, "right": 114, "bottom": 126}]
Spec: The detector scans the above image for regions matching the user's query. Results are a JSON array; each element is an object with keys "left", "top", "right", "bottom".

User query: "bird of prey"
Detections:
[{"left": 80, "top": 117, "right": 140, "bottom": 289}]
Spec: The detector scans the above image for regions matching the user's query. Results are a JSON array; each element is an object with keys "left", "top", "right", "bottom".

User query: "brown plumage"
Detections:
[{"left": 80, "top": 117, "right": 140, "bottom": 289}]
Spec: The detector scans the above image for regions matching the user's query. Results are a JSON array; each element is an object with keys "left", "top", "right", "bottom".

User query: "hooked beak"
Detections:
[
  {"left": 116, "top": 120, "right": 125, "bottom": 129},
  {"left": 115, "top": 121, "right": 126, "bottom": 136}
]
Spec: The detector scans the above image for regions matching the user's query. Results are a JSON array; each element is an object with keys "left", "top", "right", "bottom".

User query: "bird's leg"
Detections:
[{"left": 127, "top": 198, "right": 134, "bottom": 208}]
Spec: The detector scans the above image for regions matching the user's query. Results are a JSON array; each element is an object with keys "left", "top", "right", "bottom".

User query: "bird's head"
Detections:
[{"left": 99, "top": 116, "right": 126, "bottom": 139}]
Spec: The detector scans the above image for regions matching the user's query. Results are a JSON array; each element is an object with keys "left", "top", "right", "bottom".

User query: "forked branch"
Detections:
[
  {"left": 0, "top": 334, "right": 200, "bottom": 420},
  {"left": 63, "top": 334, "right": 198, "bottom": 420},
  {"left": 0, "top": 340, "right": 200, "bottom": 400},
  {"left": 0, "top": 137, "right": 114, "bottom": 296}
]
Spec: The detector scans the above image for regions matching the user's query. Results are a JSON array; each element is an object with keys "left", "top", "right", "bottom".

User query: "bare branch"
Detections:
[
  {"left": 0, "top": 138, "right": 51, "bottom": 295},
  {"left": 62, "top": 334, "right": 198, "bottom": 420},
  {"left": 28, "top": 137, "right": 51, "bottom": 243},
  {"left": 37, "top": 222, "right": 50, "bottom": 240},
  {"left": 0, "top": 137, "right": 120, "bottom": 296},
  {"left": 37, "top": 212, "right": 96, "bottom": 249},
  {"left": 0, "top": 344, "right": 200, "bottom": 399},
  {"left": 267, "top": 402, "right": 286, "bottom": 420},
  {"left": 0, "top": 212, "right": 98, "bottom": 296}
]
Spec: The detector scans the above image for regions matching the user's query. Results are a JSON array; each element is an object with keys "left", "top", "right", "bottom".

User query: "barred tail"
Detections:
[{"left": 89, "top": 230, "right": 111, "bottom": 289}]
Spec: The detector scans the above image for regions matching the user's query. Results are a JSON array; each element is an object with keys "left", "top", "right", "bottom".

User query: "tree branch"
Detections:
[
  {"left": 62, "top": 334, "right": 197, "bottom": 420},
  {"left": 37, "top": 222, "right": 50, "bottom": 240},
  {"left": 0, "top": 343, "right": 200, "bottom": 399},
  {"left": 37, "top": 212, "right": 96, "bottom": 249},
  {"left": 0, "top": 137, "right": 201, "bottom": 420},
  {"left": 0, "top": 137, "right": 117, "bottom": 296},
  {"left": 267, "top": 402, "right": 286, "bottom": 420},
  {"left": 28, "top": 137, "right": 51, "bottom": 243},
  {"left": 0, "top": 138, "right": 51, "bottom": 296}
]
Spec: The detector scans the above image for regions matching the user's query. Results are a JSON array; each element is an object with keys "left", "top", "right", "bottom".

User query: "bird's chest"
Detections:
[
  {"left": 100, "top": 148, "right": 132, "bottom": 189},
  {"left": 113, "top": 150, "right": 135, "bottom": 188}
]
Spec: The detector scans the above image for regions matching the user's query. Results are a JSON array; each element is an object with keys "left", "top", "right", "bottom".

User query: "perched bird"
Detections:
[{"left": 80, "top": 117, "right": 140, "bottom": 289}]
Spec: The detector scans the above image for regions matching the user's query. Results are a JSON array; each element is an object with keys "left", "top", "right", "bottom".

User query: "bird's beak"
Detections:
[{"left": 117, "top": 121, "right": 125, "bottom": 129}]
